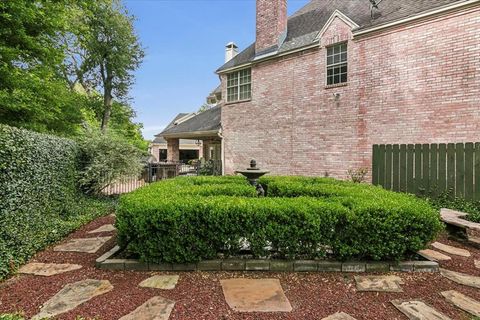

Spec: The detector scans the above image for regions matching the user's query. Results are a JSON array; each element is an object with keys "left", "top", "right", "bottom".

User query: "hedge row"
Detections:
[
  {"left": 117, "top": 176, "right": 443, "bottom": 263},
  {"left": 0, "top": 125, "right": 112, "bottom": 279}
]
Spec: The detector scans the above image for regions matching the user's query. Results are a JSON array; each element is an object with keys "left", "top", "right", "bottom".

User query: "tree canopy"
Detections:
[{"left": 0, "top": 0, "right": 147, "bottom": 148}]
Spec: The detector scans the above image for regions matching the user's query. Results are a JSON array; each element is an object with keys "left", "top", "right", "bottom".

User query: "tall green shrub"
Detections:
[
  {"left": 77, "top": 128, "right": 144, "bottom": 195},
  {"left": 0, "top": 125, "right": 112, "bottom": 279}
]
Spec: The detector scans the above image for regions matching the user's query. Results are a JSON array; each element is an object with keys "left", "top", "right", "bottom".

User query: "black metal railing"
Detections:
[{"left": 102, "top": 160, "right": 222, "bottom": 195}]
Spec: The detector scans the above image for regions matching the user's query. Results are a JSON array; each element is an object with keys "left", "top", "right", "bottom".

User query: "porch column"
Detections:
[
  {"left": 203, "top": 141, "right": 210, "bottom": 160},
  {"left": 198, "top": 141, "right": 204, "bottom": 159},
  {"left": 166, "top": 138, "right": 180, "bottom": 162}
]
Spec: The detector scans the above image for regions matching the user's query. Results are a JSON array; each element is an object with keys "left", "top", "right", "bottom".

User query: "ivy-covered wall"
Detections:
[{"left": 0, "top": 125, "right": 79, "bottom": 278}]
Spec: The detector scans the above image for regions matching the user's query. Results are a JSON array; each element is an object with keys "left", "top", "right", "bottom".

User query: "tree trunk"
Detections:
[{"left": 100, "top": 84, "right": 112, "bottom": 133}]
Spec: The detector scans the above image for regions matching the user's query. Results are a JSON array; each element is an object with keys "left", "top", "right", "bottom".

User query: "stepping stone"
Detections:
[
  {"left": 475, "top": 260, "right": 480, "bottom": 269},
  {"left": 119, "top": 296, "right": 175, "bottom": 320},
  {"left": 32, "top": 279, "right": 113, "bottom": 320},
  {"left": 322, "top": 312, "right": 357, "bottom": 320},
  {"left": 139, "top": 275, "right": 179, "bottom": 290},
  {"left": 19, "top": 263, "right": 82, "bottom": 277},
  {"left": 440, "top": 268, "right": 480, "bottom": 288},
  {"left": 391, "top": 300, "right": 452, "bottom": 320},
  {"left": 441, "top": 290, "right": 480, "bottom": 317},
  {"left": 418, "top": 249, "right": 451, "bottom": 261},
  {"left": 355, "top": 275, "right": 404, "bottom": 293},
  {"left": 220, "top": 278, "right": 292, "bottom": 312},
  {"left": 54, "top": 236, "right": 112, "bottom": 253},
  {"left": 88, "top": 224, "right": 116, "bottom": 234},
  {"left": 431, "top": 242, "right": 471, "bottom": 257}
]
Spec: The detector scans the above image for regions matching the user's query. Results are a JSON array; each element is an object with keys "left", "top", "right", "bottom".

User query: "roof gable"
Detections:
[{"left": 314, "top": 9, "right": 360, "bottom": 41}]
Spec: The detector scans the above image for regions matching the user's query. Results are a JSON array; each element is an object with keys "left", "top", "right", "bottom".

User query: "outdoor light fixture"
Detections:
[{"left": 195, "top": 139, "right": 202, "bottom": 146}]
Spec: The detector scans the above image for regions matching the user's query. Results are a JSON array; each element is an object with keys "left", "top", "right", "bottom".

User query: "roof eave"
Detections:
[
  {"left": 161, "top": 130, "right": 221, "bottom": 139},
  {"left": 216, "top": 42, "right": 320, "bottom": 75},
  {"left": 353, "top": 0, "right": 480, "bottom": 37}
]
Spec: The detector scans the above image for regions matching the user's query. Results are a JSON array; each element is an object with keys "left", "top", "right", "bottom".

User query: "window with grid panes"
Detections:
[
  {"left": 326, "top": 43, "right": 347, "bottom": 85},
  {"left": 227, "top": 68, "right": 251, "bottom": 102}
]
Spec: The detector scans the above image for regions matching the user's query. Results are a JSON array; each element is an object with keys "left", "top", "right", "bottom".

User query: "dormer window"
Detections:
[
  {"left": 227, "top": 68, "right": 252, "bottom": 102},
  {"left": 326, "top": 43, "right": 347, "bottom": 85}
]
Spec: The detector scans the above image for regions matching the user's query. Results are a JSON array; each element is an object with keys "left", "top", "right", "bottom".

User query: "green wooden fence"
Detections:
[{"left": 372, "top": 143, "right": 480, "bottom": 200}]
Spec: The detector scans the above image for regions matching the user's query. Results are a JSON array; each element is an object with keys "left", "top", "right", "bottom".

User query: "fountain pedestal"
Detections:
[{"left": 235, "top": 160, "right": 270, "bottom": 196}]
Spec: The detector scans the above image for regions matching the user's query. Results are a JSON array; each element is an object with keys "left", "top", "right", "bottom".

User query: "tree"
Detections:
[
  {"left": 0, "top": 0, "right": 85, "bottom": 134},
  {"left": 79, "top": 0, "right": 144, "bottom": 132}
]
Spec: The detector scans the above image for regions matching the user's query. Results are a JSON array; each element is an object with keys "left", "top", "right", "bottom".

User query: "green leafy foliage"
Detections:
[
  {"left": 77, "top": 128, "right": 145, "bottom": 195},
  {"left": 117, "top": 176, "right": 442, "bottom": 263},
  {"left": 425, "top": 191, "right": 480, "bottom": 223},
  {"left": 0, "top": 314, "right": 24, "bottom": 320},
  {"left": 0, "top": 0, "right": 147, "bottom": 148},
  {"left": 0, "top": 125, "right": 114, "bottom": 280}
]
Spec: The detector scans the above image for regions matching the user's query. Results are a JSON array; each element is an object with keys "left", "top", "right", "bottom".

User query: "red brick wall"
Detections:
[
  {"left": 222, "top": 7, "right": 480, "bottom": 179},
  {"left": 256, "top": 0, "right": 287, "bottom": 53}
]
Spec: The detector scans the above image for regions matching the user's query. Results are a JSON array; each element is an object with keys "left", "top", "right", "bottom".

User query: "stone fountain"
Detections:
[{"left": 235, "top": 160, "right": 270, "bottom": 196}]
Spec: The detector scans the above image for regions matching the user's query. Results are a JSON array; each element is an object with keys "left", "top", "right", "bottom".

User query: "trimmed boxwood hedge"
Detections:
[
  {"left": 0, "top": 125, "right": 112, "bottom": 280},
  {"left": 117, "top": 175, "right": 443, "bottom": 263}
]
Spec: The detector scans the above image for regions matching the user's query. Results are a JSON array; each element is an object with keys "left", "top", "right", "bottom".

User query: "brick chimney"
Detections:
[{"left": 255, "top": 0, "right": 287, "bottom": 54}]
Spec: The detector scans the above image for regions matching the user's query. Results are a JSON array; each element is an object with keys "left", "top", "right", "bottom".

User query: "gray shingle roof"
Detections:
[
  {"left": 217, "top": 0, "right": 464, "bottom": 72},
  {"left": 160, "top": 106, "right": 221, "bottom": 136},
  {"left": 152, "top": 136, "right": 199, "bottom": 145}
]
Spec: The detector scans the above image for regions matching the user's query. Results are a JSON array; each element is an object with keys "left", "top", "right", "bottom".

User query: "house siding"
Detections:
[{"left": 221, "top": 6, "right": 480, "bottom": 178}]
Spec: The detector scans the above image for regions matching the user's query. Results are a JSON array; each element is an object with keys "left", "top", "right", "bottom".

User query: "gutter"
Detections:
[
  {"left": 216, "top": 42, "right": 319, "bottom": 75},
  {"left": 353, "top": 0, "right": 480, "bottom": 37},
  {"left": 161, "top": 130, "right": 220, "bottom": 139}
]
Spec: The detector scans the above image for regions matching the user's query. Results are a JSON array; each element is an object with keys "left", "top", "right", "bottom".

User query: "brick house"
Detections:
[{"left": 210, "top": 0, "right": 480, "bottom": 178}]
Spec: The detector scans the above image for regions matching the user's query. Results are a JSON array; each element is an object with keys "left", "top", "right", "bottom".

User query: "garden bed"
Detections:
[
  {"left": 116, "top": 176, "right": 443, "bottom": 266},
  {"left": 96, "top": 245, "right": 439, "bottom": 273}
]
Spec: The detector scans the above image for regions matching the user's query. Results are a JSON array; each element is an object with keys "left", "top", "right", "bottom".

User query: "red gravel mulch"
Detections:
[{"left": 1, "top": 215, "right": 480, "bottom": 320}]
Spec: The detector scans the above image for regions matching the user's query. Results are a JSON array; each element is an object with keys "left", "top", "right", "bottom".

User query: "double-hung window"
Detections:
[
  {"left": 227, "top": 68, "right": 251, "bottom": 102},
  {"left": 326, "top": 43, "right": 348, "bottom": 85}
]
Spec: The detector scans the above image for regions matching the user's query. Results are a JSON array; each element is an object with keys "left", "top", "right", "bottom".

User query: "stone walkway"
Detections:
[{"left": 2, "top": 214, "right": 480, "bottom": 319}]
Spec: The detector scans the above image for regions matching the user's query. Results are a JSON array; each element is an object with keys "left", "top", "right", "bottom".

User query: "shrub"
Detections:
[
  {"left": 0, "top": 125, "right": 114, "bottom": 280},
  {"left": 117, "top": 175, "right": 442, "bottom": 263},
  {"left": 425, "top": 191, "right": 480, "bottom": 223},
  {"left": 76, "top": 128, "right": 144, "bottom": 195},
  {"left": 347, "top": 167, "right": 368, "bottom": 183}
]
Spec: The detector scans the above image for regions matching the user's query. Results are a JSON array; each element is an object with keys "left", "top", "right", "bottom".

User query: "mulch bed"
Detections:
[{"left": 1, "top": 215, "right": 480, "bottom": 320}]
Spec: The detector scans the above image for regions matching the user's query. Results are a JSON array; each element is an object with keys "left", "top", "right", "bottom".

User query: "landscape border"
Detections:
[{"left": 96, "top": 246, "right": 439, "bottom": 273}]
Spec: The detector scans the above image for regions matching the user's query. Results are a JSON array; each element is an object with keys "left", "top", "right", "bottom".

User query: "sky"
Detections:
[{"left": 124, "top": 0, "right": 310, "bottom": 140}]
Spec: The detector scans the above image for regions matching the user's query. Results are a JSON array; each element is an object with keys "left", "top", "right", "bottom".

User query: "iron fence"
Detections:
[{"left": 102, "top": 160, "right": 222, "bottom": 195}]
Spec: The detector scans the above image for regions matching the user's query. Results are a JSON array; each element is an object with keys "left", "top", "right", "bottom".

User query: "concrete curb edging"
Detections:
[{"left": 96, "top": 246, "right": 439, "bottom": 273}]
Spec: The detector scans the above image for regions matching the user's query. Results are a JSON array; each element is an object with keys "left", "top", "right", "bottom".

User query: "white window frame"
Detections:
[
  {"left": 226, "top": 68, "right": 252, "bottom": 103},
  {"left": 326, "top": 43, "right": 348, "bottom": 86}
]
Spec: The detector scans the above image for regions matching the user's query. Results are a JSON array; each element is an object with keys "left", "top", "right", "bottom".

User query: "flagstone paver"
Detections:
[
  {"left": 32, "top": 279, "right": 113, "bottom": 320},
  {"left": 431, "top": 242, "right": 471, "bottom": 257},
  {"left": 418, "top": 249, "right": 452, "bottom": 261},
  {"left": 88, "top": 224, "right": 116, "bottom": 234},
  {"left": 441, "top": 290, "right": 480, "bottom": 317},
  {"left": 139, "top": 275, "right": 179, "bottom": 290},
  {"left": 391, "top": 300, "right": 452, "bottom": 320},
  {"left": 322, "top": 312, "right": 357, "bottom": 320},
  {"left": 354, "top": 275, "right": 404, "bottom": 293},
  {"left": 19, "top": 263, "right": 82, "bottom": 277},
  {"left": 119, "top": 296, "right": 175, "bottom": 320},
  {"left": 220, "top": 278, "right": 292, "bottom": 312},
  {"left": 54, "top": 236, "right": 112, "bottom": 253},
  {"left": 440, "top": 268, "right": 480, "bottom": 288}
]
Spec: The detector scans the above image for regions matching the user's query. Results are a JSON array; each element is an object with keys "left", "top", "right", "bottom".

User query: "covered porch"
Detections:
[{"left": 159, "top": 106, "right": 223, "bottom": 176}]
